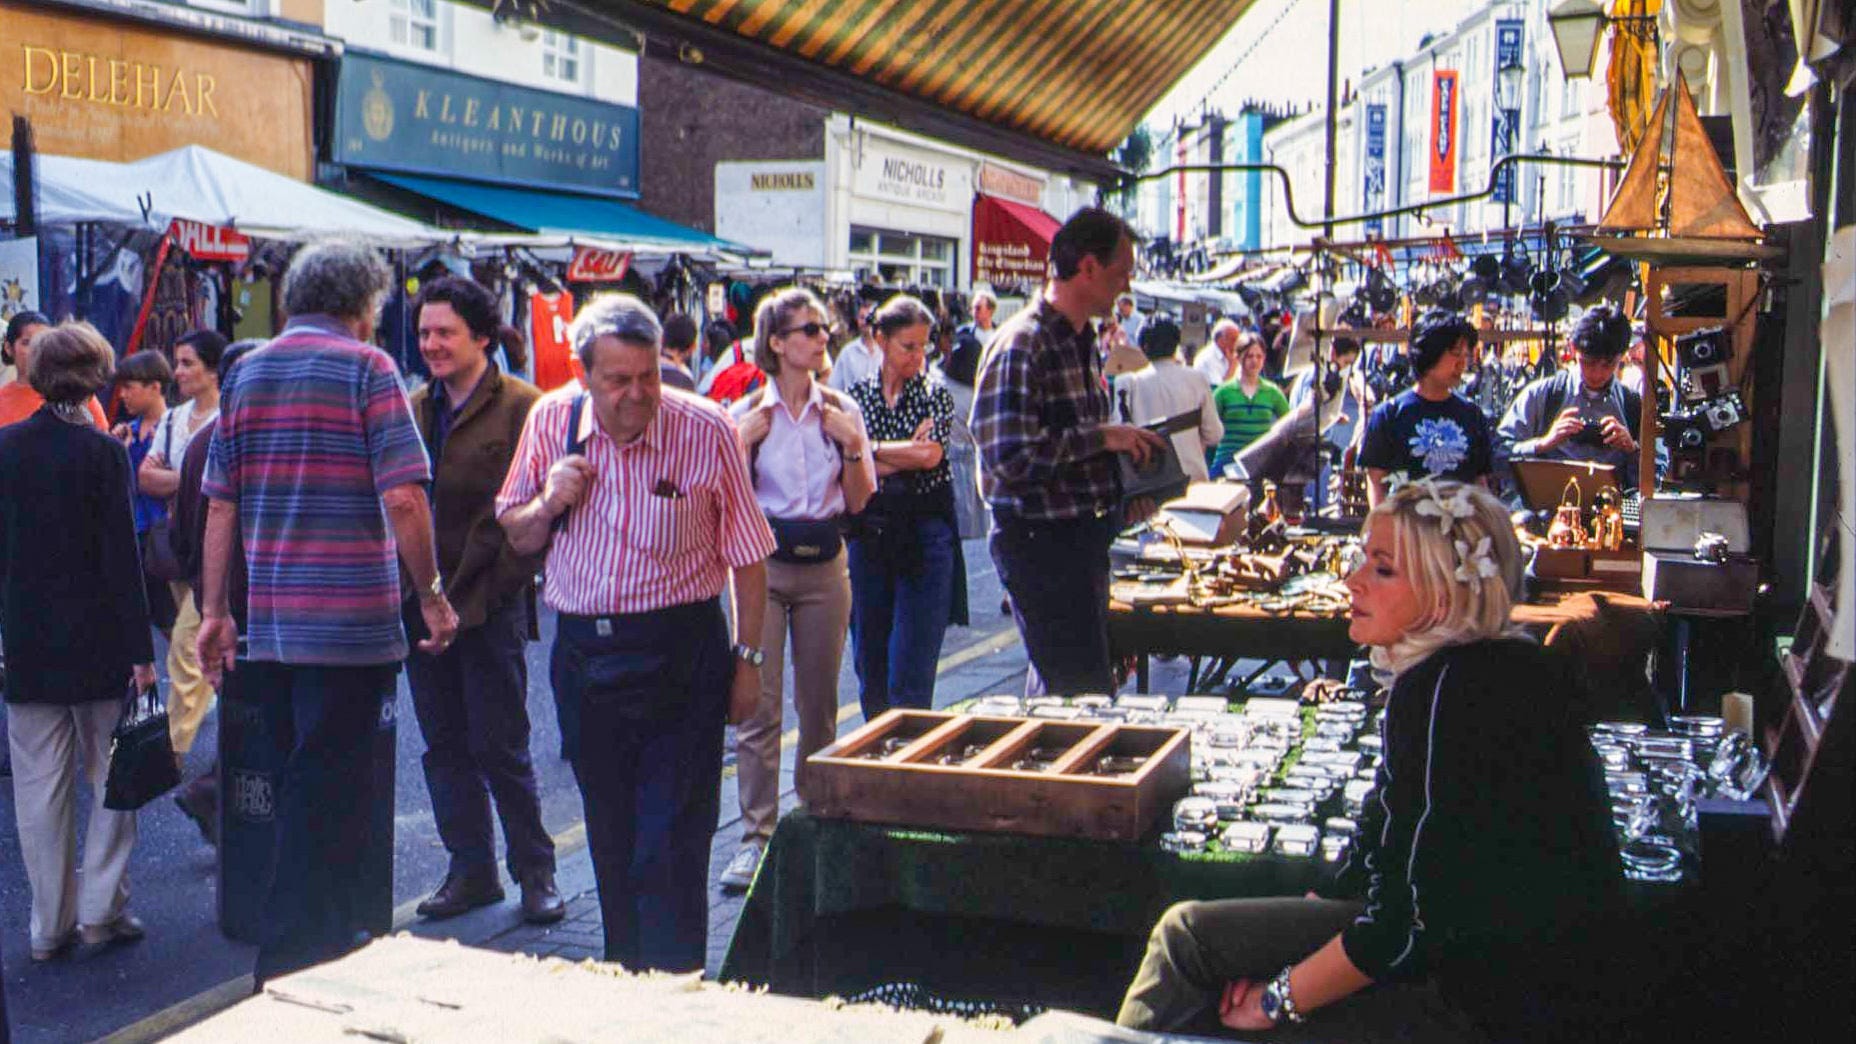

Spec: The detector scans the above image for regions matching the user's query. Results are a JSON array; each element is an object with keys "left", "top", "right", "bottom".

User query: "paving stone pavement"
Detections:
[{"left": 413, "top": 650, "right": 1040, "bottom": 978}]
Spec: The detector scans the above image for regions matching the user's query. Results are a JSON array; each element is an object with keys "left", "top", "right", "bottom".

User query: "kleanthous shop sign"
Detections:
[
  {"left": 0, "top": 1, "right": 316, "bottom": 179},
  {"left": 335, "top": 52, "right": 640, "bottom": 198}
]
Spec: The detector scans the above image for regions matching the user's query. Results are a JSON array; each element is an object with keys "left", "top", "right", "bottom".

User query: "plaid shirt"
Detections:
[{"left": 972, "top": 297, "right": 1119, "bottom": 522}]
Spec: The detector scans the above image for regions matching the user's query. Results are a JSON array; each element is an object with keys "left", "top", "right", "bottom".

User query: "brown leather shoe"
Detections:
[
  {"left": 415, "top": 870, "right": 504, "bottom": 920},
  {"left": 519, "top": 869, "right": 566, "bottom": 924}
]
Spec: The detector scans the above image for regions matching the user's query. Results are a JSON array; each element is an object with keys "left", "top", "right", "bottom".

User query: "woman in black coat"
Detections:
[
  {"left": 0, "top": 322, "right": 156, "bottom": 962},
  {"left": 1119, "top": 479, "right": 1623, "bottom": 1042}
]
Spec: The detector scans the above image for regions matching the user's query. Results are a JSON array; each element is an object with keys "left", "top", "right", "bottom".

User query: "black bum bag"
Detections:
[{"left": 767, "top": 515, "right": 844, "bottom": 565}]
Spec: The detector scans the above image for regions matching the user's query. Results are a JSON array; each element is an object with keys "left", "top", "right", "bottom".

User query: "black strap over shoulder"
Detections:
[
  {"left": 549, "top": 392, "right": 590, "bottom": 537},
  {"left": 565, "top": 392, "right": 589, "bottom": 457}
]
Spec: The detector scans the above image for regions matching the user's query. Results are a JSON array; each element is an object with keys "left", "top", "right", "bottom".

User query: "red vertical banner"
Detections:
[
  {"left": 529, "top": 291, "right": 577, "bottom": 392},
  {"left": 1429, "top": 70, "right": 1460, "bottom": 194}
]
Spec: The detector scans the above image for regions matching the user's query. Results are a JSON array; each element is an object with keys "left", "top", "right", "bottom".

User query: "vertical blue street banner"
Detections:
[
  {"left": 1492, "top": 19, "right": 1525, "bottom": 206},
  {"left": 1363, "top": 103, "right": 1387, "bottom": 237}
]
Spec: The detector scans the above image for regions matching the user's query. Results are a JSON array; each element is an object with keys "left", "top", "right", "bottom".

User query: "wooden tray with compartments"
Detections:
[{"left": 805, "top": 710, "right": 1192, "bottom": 842}]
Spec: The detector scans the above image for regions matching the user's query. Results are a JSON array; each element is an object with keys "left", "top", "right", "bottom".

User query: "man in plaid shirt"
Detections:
[{"left": 973, "top": 208, "right": 1165, "bottom": 696}]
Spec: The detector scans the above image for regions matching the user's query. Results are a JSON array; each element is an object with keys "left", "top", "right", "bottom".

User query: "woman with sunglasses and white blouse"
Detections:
[{"left": 721, "top": 287, "right": 875, "bottom": 891}]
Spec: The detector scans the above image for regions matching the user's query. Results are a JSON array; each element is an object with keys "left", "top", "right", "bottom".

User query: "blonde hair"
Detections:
[
  {"left": 1362, "top": 479, "right": 1529, "bottom": 678},
  {"left": 751, "top": 286, "right": 826, "bottom": 378}
]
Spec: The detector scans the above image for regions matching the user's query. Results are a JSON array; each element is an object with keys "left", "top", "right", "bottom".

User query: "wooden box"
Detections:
[
  {"left": 806, "top": 710, "right": 1192, "bottom": 842},
  {"left": 1533, "top": 545, "right": 1643, "bottom": 590}
]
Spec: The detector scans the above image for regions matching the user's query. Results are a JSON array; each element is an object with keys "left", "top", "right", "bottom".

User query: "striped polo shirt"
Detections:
[
  {"left": 496, "top": 386, "right": 776, "bottom": 616},
  {"left": 203, "top": 316, "right": 431, "bottom": 665}
]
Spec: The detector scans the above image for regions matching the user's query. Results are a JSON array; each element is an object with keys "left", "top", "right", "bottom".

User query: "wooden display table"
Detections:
[{"left": 1108, "top": 590, "right": 1662, "bottom": 695}]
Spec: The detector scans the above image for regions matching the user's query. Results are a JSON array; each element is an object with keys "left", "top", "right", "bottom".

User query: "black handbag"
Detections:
[
  {"left": 767, "top": 516, "right": 844, "bottom": 564},
  {"left": 103, "top": 681, "right": 181, "bottom": 811}
]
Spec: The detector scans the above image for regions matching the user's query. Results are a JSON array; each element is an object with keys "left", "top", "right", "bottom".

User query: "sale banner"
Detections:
[{"left": 1429, "top": 70, "right": 1459, "bottom": 194}]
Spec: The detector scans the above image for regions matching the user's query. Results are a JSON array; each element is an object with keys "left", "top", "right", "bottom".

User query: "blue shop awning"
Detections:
[{"left": 369, "top": 172, "right": 753, "bottom": 255}]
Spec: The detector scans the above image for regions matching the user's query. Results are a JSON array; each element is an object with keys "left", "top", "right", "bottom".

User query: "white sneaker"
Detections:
[{"left": 718, "top": 843, "right": 764, "bottom": 892}]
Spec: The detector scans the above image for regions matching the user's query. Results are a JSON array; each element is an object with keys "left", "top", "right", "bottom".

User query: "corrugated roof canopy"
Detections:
[{"left": 550, "top": 0, "right": 1259, "bottom": 178}]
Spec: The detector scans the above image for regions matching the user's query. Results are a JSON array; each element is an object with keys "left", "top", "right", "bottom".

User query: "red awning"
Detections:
[{"left": 973, "top": 195, "right": 1061, "bottom": 288}]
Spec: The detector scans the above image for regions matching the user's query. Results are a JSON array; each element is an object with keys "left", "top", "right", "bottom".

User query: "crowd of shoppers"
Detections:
[{"left": 0, "top": 206, "right": 1634, "bottom": 1044}]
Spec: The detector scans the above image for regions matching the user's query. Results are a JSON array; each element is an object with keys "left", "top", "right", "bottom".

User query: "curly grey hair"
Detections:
[
  {"left": 281, "top": 242, "right": 393, "bottom": 324},
  {"left": 569, "top": 293, "right": 662, "bottom": 371}
]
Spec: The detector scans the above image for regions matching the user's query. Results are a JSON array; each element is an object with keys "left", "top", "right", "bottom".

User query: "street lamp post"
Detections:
[{"left": 1497, "top": 57, "right": 1526, "bottom": 229}]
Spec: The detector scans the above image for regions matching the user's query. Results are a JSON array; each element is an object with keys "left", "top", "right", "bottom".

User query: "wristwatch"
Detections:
[
  {"left": 733, "top": 643, "right": 765, "bottom": 668},
  {"left": 419, "top": 574, "right": 446, "bottom": 603},
  {"left": 1260, "top": 966, "right": 1305, "bottom": 1026}
]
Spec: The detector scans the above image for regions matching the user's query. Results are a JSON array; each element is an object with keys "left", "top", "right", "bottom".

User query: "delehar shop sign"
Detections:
[{"left": 169, "top": 218, "right": 249, "bottom": 262}]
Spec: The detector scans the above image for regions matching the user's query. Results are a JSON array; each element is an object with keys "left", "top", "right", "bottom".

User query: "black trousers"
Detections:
[
  {"left": 241, "top": 660, "right": 397, "bottom": 985},
  {"left": 989, "top": 512, "right": 1119, "bottom": 696},
  {"left": 405, "top": 597, "right": 554, "bottom": 881},
  {"left": 550, "top": 598, "right": 729, "bottom": 973}
]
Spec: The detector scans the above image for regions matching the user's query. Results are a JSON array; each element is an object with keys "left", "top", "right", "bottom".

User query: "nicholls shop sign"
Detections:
[{"left": 851, "top": 137, "right": 970, "bottom": 211}]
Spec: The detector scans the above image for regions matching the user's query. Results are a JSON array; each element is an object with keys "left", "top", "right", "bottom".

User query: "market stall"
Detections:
[{"left": 722, "top": 683, "right": 1746, "bottom": 1019}]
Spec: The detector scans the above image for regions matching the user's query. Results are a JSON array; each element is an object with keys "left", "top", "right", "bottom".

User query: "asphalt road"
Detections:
[{"left": 1, "top": 539, "right": 1015, "bottom": 1043}]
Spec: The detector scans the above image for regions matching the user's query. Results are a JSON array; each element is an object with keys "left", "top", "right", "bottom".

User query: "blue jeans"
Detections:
[
  {"left": 550, "top": 599, "right": 729, "bottom": 973},
  {"left": 847, "top": 515, "right": 956, "bottom": 721}
]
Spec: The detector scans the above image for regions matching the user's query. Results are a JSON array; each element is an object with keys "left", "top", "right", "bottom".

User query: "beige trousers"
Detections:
[
  {"left": 7, "top": 700, "right": 137, "bottom": 949},
  {"left": 165, "top": 581, "right": 215, "bottom": 754},
  {"left": 735, "top": 555, "right": 851, "bottom": 844}
]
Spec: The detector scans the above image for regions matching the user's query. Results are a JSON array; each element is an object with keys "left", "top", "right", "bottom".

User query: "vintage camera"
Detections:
[
  {"left": 1675, "top": 327, "right": 1733, "bottom": 401},
  {"left": 1573, "top": 419, "right": 1612, "bottom": 448},
  {"left": 1661, "top": 390, "right": 1747, "bottom": 455},
  {"left": 1662, "top": 409, "right": 1711, "bottom": 455},
  {"left": 1675, "top": 327, "right": 1729, "bottom": 369},
  {"left": 1698, "top": 389, "right": 1748, "bottom": 432}
]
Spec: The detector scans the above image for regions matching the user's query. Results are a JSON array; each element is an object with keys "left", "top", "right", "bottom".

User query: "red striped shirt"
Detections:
[{"left": 496, "top": 387, "right": 775, "bottom": 615}]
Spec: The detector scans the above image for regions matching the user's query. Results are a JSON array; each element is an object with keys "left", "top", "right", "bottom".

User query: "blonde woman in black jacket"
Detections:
[{"left": 1120, "top": 480, "right": 1622, "bottom": 1042}]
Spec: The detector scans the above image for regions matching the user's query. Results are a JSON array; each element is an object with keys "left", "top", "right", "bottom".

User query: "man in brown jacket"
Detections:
[{"left": 402, "top": 277, "right": 562, "bottom": 924}]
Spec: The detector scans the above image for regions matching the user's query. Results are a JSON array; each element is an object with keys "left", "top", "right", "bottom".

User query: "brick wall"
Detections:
[{"left": 638, "top": 52, "right": 827, "bottom": 233}]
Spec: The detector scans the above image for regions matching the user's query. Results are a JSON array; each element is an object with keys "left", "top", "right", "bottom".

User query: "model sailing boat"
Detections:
[{"left": 1588, "top": 71, "right": 1778, "bottom": 262}]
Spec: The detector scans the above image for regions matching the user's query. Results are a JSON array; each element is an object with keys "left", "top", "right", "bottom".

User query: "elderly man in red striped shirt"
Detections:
[{"left": 497, "top": 293, "right": 774, "bottom": 973}]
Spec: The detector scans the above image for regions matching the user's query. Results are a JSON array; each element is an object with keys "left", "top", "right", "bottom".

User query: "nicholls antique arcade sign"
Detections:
[{"left": 334, "top": 52, "right": 641, "bottom": 198}]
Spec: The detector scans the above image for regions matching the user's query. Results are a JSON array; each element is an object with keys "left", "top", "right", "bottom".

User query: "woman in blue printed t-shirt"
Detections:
[{"left": 1354, "top": 310, "right": 1494, "bottom": 507}]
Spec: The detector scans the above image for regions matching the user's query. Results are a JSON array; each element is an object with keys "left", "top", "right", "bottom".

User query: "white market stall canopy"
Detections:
[{"left": 3, "top": 145, "right": 447, "bottom": 246}]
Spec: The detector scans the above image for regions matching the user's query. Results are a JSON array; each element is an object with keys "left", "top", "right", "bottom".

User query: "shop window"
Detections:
[
  {"left": 1561, "top": 77, "right": 1581, "bottom": 121},
  {"left": 390, "top": 0, "right": 441, "bottom": 53},
  {"left": 850, "top": 226, "right": 956, "bottom": 289},
  {"left": 542, "top": 31, "right": 582, "bottom": 84}
]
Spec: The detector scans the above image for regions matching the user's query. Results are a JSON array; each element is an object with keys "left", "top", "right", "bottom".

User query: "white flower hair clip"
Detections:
[
  {"left": 1413, "top": 481, "right": 1476, "bottom": 535},
  {"left": 1453, "top": 536, "right": 1500, "bottom": 587}
]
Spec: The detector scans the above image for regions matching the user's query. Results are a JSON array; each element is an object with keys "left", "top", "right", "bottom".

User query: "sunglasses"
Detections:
[{"left": 780, "top": 322, "right": 827, "bottom": 339}]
